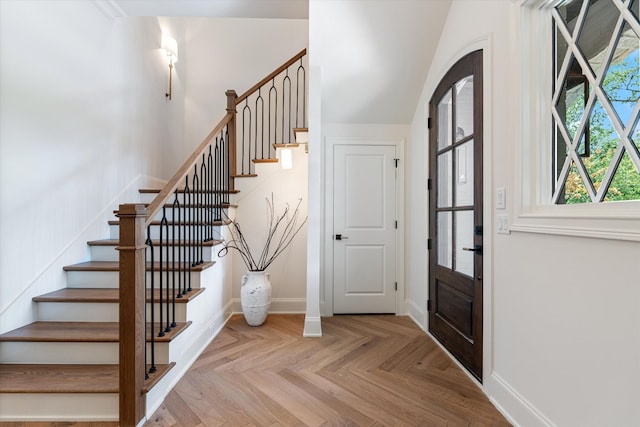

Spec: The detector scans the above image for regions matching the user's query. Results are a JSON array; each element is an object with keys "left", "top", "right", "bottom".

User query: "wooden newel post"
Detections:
[
  {"left": 226, "top": 89, "right": 238, "bottom": 190},
  {"left": 116, "top": 204, "right": 149, "bottom": 427}
]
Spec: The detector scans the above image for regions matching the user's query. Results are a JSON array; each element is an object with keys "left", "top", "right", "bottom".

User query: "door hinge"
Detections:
[
  {"left": 395, "top": 220, "right": 398, "bottom": 229},
  {"left": 394, "top": 158, "right": 399, "bottom": 168},
  {"left": 427, "top": 117, "right": 432, "bottom": 129},
  {"left": 427, "top": 300, "right": 432, "bottom": 312},
  {"left": 427, "top": 238, "right": 432, "bottom": 250},
  {"left": 427, "top": 178, "right": 432, "bottom": 191},
  {"left": 395, "top": 282, "right": 398, "bottom": 291}
]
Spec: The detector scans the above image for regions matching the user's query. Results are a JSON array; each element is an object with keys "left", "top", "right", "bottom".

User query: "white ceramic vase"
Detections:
[{"left": 240, "top": 271, "right": 271, "bottom": 326}]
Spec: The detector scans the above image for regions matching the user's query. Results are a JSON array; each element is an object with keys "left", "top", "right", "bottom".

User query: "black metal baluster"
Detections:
[
  {"left": 184, "top": 176, "right": 192, "bottom": 294},
  {"left": 158, "top": 210, "right": 165, "bottom": 338},
  {"left": 199, "top": 155, "right": 206, "bottom": 264},
  {"left": 242, "top": 99, "right": 251, "bottom": 175},
  {"left": 161, "top": 207, "right": 171, "bottom": 334},
  {"left": 297, "top": 58, "right": 306, "bottom": 129},
  {"left": 174, "top": 190, "right": 183, "bottom": 298},
  {"left": 146, "top": 227, "right": 156, "bottom": 374},
  {"left": 255, "top": 88, "right": 264, "bottom": 159},
  {"left": 192, "top": 166, "right": 199, "bottom": 268},
  {"left": 228, "top": 127, "right": 231, "bottom": 204},
  {"left": 171, "top": 198, "right": 178, "bottom": 328},
  {"left": 207, "top": 145, "right": 214, "bottom": 240},
  {"left": 269, "top": 78, "right": 278, "bottom": 157},
  {"left": 214, "top": 138, "right": 220, "bottom": 222},
  {"left": 282, "top": 68, "right": 292, "bottom": 143}
]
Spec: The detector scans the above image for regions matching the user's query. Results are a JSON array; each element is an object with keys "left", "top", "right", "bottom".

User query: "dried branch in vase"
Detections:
[{"left": 218, "top": 195, "right": 307, "bottom": 272}]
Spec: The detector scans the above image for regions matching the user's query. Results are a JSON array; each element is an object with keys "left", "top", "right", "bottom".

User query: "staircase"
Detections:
[
  {"left": 0, "top": 188, "right": 229, "bottom": 421},
  {"left": 0, "top": 49, "right": 307, "bottom": 425}
]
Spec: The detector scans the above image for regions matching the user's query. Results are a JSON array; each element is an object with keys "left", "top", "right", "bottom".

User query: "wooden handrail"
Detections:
[
  {"left": 235, "top": 49, "right": 307, "bottom": 105},
  {"left": 145, "top": 113, "right": 234, "bottom": 221}
]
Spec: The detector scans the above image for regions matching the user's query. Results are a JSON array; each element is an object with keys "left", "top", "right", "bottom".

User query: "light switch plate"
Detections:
[
  {"left": 496, "top": 187, "right": 506, "bottom": 209},
  {"left": 497, "top": 214, "right": 510, "bottom": 234}
]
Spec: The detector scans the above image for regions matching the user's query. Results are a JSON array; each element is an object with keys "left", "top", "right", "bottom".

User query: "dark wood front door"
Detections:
[{"left": 428, "top": 50, "right": 483, "bottom": 381}]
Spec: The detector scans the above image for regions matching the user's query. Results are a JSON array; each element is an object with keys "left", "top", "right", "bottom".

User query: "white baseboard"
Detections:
[
  {"left": 407, "top": 300, "right": 425, "bottom": 329},
  {"left": 487, "top": 372, "right": 553, "bottom": 427}
]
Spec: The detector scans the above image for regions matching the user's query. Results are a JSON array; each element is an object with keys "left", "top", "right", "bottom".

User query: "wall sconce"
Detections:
[
  {"left": 280, "top": 147, "right": 293, "bottom": 170},
  {"left": 293, "top": 128, "right": 309, "bottom": 153},
  {"left": 161, "top": 33, "right": 178, "bottom": 100}
]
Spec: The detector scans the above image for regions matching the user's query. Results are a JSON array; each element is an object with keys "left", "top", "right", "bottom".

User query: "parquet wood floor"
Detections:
[{"left": 145, "top": 314, "right": 511, "bottom": 427}]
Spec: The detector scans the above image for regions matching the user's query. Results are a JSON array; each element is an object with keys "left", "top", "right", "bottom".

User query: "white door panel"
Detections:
[{"left": 333, "top": 144, "right": 396, "bottom": 314}]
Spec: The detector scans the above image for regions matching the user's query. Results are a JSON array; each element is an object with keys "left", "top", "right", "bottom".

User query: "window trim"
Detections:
[{"left": 511, "top": 0, "right": 640, "bottom": 242}]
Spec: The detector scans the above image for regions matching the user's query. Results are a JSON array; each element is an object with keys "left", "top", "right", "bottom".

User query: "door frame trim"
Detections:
[
  {"left": 424, "top": 34, "right": 494, "bottom": 388},
  {"left": 322, "top": 136, "right": 405, "bottom": 316}
]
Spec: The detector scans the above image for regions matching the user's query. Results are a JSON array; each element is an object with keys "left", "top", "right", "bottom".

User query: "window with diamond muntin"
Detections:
[{"left": 552, "top": 0, "right": 640, "bottom": 204}]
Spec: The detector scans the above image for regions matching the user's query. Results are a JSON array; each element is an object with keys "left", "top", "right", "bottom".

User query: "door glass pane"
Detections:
[
  {"left": 437, "top": 151, "right": 452, "bottom": 207},
  {"left": 438, "top": 89, "right": 452, "bottom": 150},
  {"left": 455, "top": 140, "right": 474, "bottom": 206},
  {"left": 455, "top": 210, "right": 474, "bottom": 277},
  {"left": 455, "top": 76, "right": 474, "bottom": 141},
  {"left": 437, "top": 212, "right": 452, "bottom": 269}
]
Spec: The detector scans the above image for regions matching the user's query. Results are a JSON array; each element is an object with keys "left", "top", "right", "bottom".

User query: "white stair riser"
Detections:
[
  {"left": 110, "top": 223, "right": 224, "bottom": 240},
  {"left": 139, "top": 192, "right": 231, "bottom": 205},
  {"left": 90, "top": 245, "right": 214, "bottom": 263},
  {"left": 0, "top": 341, "right": 171, "bottom": 364},
  {"left": 37, "top": 302, "right": 188, "bottom": 323},
  {"left": 0, "top": 393, "right": 118, "bottom": 422},
  {"left": 65, "top": 270, "right": 204, "bottom": 289},
  {"left": 150, "top": 207, "right": 227, "bottom": 222}
]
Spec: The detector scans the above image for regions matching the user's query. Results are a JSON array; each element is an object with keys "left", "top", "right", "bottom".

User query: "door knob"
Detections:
[{"left": 335, "top": 234, "right": 349, "bottom": 240}]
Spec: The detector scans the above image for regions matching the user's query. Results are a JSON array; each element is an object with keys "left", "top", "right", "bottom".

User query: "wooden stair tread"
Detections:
[
  {"left": 87, "top": 238, "right": 224, "bottom": 247},
  {"left": 0, "top": 321, "right": 191, "bottom": 343},
  {"left": 108, "top": 219, "right": 230, "bottom": 226},
  {"left": 63, "top": 261, "right": 215, "bottom": 272},
  {"left": 232, "top": 174, "right": 258, "bottom": 178},
  {"left": 252, "top": 158, "right": 279, "bottom": 163},
  {"left": 0, "top": 364, "right": 119, "bottom": 393},
  {"left": 139, "top": 188, "right": 240, "bottom": 194},
  {"left": 0, "top": 363, "right": 174, "bottom": 394},
  {"left": 273, "top": 143, "right": 300, "bottom": 148},
  {"left": 149, "top": 203, "right": 238, "bottom": 209},
  {"left": 33, "top": 287, "right": 205, "bottom": 303}
]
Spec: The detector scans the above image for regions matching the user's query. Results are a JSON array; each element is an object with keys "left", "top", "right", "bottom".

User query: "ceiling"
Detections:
[{"left": 110, "top": 0, "right": 308, "bottom": 19}]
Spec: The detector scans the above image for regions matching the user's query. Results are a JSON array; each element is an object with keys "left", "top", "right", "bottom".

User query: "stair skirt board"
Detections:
[
  {"left": 0, "top": 393, "right": 119, "bottom": 422},
  {"left": 144, "top": 300, "right": 234, "bottom": 419}
]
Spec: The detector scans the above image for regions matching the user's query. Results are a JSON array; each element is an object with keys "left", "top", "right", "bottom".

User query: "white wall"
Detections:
[
  {"left": 0, "top": 1, "right": 171, "bottom": 333},
  {"left": 0, "top": 4, "right": 310, "bottom": 334},
  {"left": 408, "top": 1, "right": 640, "bottom": 426},
  {"left": 230, "top": 147, "right": 309, "bottom": 313},
  {"left": 174, "top": 17, "right": 309, "bottom": 174}
]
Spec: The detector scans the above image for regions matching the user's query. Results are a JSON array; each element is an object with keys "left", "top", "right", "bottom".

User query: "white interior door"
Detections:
[{"left": 333, "top": 144, "right": 397, "bottom": 314}]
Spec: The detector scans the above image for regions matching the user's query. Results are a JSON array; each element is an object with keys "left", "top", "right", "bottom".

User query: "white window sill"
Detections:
[{"left": 511, "top": 204, "right": 640, "bottom": 241}]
